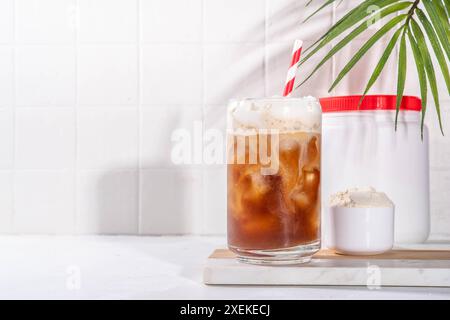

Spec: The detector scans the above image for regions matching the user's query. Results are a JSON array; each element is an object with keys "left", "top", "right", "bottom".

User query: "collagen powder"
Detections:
[{"left": 330, "top": 187, "right": 394, "bottom": 208}]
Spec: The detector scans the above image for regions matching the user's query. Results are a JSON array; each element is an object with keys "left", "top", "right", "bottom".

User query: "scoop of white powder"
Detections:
[{"left": 330, "top": 187, "right": 394, "bottom": 208}]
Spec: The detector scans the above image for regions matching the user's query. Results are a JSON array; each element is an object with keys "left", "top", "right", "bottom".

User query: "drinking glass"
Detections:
[{"left": 227, "top": 97, "right": 322, "bottom": 265}]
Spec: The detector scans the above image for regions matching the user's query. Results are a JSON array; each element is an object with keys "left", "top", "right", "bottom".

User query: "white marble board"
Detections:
[{"left": 203, "top": 249, "right": 450, "bottom": 287}]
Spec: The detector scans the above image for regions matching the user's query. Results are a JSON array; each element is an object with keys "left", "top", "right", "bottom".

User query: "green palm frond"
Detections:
[{"left": 298, "top": 0, "right": 449, "bottom": 135}]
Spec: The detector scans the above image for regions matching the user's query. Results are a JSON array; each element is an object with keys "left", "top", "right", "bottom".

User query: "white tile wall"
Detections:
[
  {"left": 0, "top": 171, "right": 13, "bottom": 233},
  {"left": 15, "top": 46, "right": 76, "bottom": 106},
  {"left": 76, "top": 169, "right": 138, "bottom": 234},
  {"left": 266, "top": 41, "right": 333, "bottom": 98},
  {"left": 0, "top": 109, "right": 14, "bottom": 169},
  {"left": 0, "top": 47, "right": 13, "bottom": 106},
  {"left": 203, "top": 103, "right": 227, "bottom": 234},
  {"left": 77, "top": 108, "right": 138, "bottom": 170},
  {"left": 14, "top": 170, "right": 75, "bottom": 234},
  {"left": 333, "top": 39, "right": 396, "bottom": 95},
  {"left": 140, "top": 105, "right": 203, "bottom": 168},
  {"left": 140, "top": 169, "right": 202, "bottom": 234},
  {"left": 78, "top": 0, "right": 137, "bottom": 43},
  {"left": 140, "top": 0, "right": 202, "bottom": 43},
  {"left": 204, "top": 44, "right": 265, "bottom": 105},
  {"left": 267, "top": 0, "right": 332, "bottom": 42},
  {"left": 204, "top": 0, "right": 265, "bottom": 42},
  {"left": 15, "top": 108, "right": 75, "bottom": 170},
  {"left": 0, "top": 0, "right": 448, "bottom": 238},
  {"left": 15, "top": 0, "right": 76, "bottom": 44},
  {"left": 427, "top": 103, "right": 450, "bottom": 240},
  {"left": 0, "top": 0, "right": 14, "bottom": 44},
  {"left": 78, "top": 45, "right": 138, "bottom": 106},
  {"left": 202, "top": 166, "right": 226, "bottom": 234},
  {"left": 141, "top": 44, "right": 202, "bottom": 105}
]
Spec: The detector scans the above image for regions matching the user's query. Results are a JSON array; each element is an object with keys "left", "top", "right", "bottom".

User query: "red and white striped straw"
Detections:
[{"left": 283, "top": 40, "right": 303, "bottom": 97}]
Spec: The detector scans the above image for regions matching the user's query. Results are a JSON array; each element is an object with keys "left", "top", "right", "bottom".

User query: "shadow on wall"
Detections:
[
  {"left": 268, "top": 0, "right": 330, "bottom": 41},
  {"left": 92, "top": 0, "right": 333, "bottom": 236},
  {"left": 215, "top": 1, "right": 333, "bottom": 102},
  {"left": 331, "top": 2, "right": 396, "bottom": 95},
  {"left": 95, "top": 169, "right": 194, "bottom": 235},
  {"left": 92, "top": 110, "right": 196, "bottom": 235},
  {"left": 94, "top": 171, "right": 139, "bottom": 234}
]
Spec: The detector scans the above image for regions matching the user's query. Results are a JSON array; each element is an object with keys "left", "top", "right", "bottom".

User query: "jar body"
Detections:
[{"left": 322, "top": 110, "right": 430, "bottom": 245}]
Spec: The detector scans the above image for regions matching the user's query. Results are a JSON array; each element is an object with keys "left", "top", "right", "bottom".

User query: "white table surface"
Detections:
[{"left": 1, "top": 235, "right": 450, "bottom": 300}]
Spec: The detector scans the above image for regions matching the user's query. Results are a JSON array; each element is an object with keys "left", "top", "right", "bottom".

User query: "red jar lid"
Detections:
[{"left": 320, "top": 95, "right": 422, "bottom": 113}]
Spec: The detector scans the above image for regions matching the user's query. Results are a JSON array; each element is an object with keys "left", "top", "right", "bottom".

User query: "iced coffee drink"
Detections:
[{"left": 227, "top": 97, "right": 322, "bottom": 264}]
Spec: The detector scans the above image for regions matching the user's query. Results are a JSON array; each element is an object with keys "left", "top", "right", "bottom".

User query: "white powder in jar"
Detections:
[{"left": 330, "top": 187, "right": 394, "bottom": 208}]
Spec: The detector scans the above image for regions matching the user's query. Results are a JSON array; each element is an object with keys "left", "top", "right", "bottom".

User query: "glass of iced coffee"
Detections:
[{"left": 227, "top": 97, "right": 322, "bottom": 265}]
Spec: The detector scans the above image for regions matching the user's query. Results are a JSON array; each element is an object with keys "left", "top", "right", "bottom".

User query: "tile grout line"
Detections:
[
  {"left": 0, "top": 40, "right": 289, "bottom": 46},
  {"left": 0, "top": 41, "right": 268, "bottom": 46},
  {"left": 137, "top": 0, "right": 142, "bottom": 234},
  {"left": 264, "top": 0, "right": 269, "bottom": 97},
  {"left": 73, "top": 0, "right": 79, "bottom": 234},
  {"left": 11, "top": 0, "right": 16, "bottom": 233},
  {"left": 200, "top": 0, "right": 206, "bottom": 235}
]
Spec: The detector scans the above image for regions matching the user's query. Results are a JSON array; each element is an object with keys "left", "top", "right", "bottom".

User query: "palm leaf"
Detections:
[
  {"left": 408, "top": 26, "right": 428, "bottom": 138},
  {"left": 432, "top": 0, "right": 450, "bottom": 41},
  {"left": 302, "top": 0, "right": 401, "bottom": 61},
  {"left": 396, "top": 31, "right": 407, "bottom": 130},
  {"left": 298, "top": 0, "right": 447, "bottom": 135},
  {"left": 422, "top": 0, "right": 450, "bottom": 62},
  {"left": 329, "top": 14, "right": 408, "bottom": 92},
  {"left": 360, "top": 27, "right": 404, "bottom": 106},
  {"left": 297, "top": 2, "right": 412, "bottom": 89},
  {"left": 303, "top": 0, "right": 338, "bottom": 23},
  {"left": 416, "top": 8, "right": 450, "bottom": 95},
  {"left": 411, "top": 18, "right": 445, "bottom": 135},
  {"left": 443, "top": 0, "right": 450, "bottom": 17}
]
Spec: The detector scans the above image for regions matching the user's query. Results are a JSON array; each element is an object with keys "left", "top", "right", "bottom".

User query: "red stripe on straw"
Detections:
[
  {"left": 290, "top": 47, "right": 302, "bottom": 67},
  {"left": 283, "top": 79, "right": 296, "bottom": 97},
  {"left": 283, "top": 40, "right": 303, "bottom": 97}
]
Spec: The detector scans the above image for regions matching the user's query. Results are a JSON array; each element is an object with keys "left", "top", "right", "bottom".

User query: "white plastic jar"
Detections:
[{"left": 320, "top": 95, "right": 430, "bottom": 245}]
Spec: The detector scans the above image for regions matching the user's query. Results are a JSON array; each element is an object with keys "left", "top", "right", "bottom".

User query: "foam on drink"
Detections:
[{"left": 228, "top": 97, "right": 322, "bottom": 133}]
